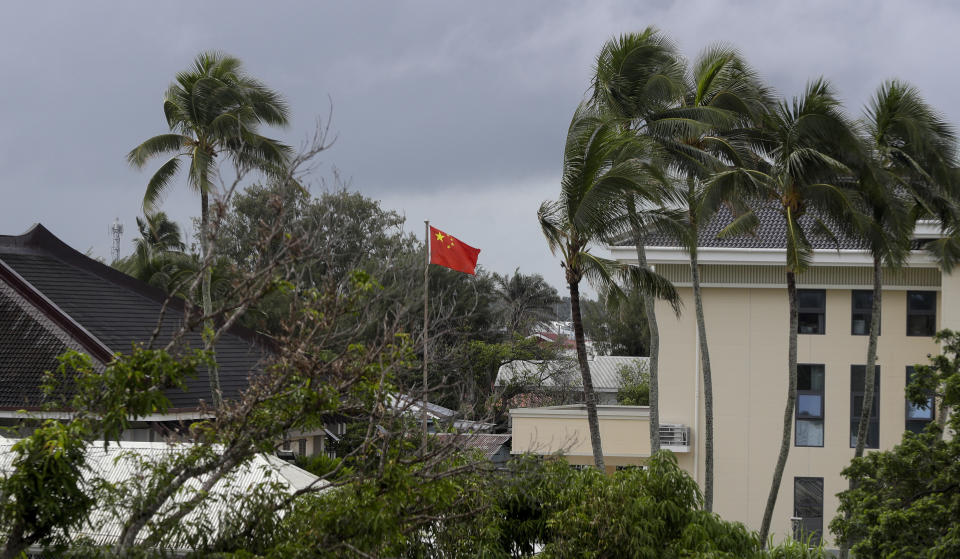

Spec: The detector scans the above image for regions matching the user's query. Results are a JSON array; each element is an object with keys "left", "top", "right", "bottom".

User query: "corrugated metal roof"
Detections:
[
  {"left": 434, "top": 433, "right": 510, "bottom": 460},
  {"left": 0, "top": 441, "right": 324, "bottom": 549},
  {"left": 496, "top": 355, "right": 648, "bottom": 392}
]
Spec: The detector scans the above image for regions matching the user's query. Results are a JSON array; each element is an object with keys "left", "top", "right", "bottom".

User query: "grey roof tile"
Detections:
[
  {"left": 0, "top": 225, "right": 267, "bottom": 410},
  {"left": 625, "top": 203, "right": 871, "bottom": 250}
]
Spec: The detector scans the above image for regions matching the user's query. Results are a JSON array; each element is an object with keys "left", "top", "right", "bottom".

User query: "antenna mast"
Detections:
[{"left": 110, "top": 218, "right": 124, "bottom": 262}]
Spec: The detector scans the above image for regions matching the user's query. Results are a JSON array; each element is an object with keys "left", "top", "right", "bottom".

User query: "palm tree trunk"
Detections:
[
  {"left": 854, "top": 256, "right": 882, "bottom": 458},
  {"left": 690, "top": 244, "right": 715, "bottom": 511},
  {"left": 759, "top": 269, "right": 799, "bottom": 544},
  {"left": 569, "top": 280, "right": 605, "bottom": 470},
  {"left": 632, "top": 225, "right": 661, "bottom": 453},
  {"left": 200, "top": 190, "right": 222, "bottom": 407},
  {"left": 839, "top": 256, "right": 883, "bottom": 559}
]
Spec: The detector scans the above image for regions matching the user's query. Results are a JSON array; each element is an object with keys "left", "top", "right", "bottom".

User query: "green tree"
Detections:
[
  {"left": 492, "top": 269, "right": 561, "bottom": 335},
  {"left": 114, "top": 212, "right": 198, "bottom": 296},
  {"left": 539, "top": 103, "right": 678, "bottom": 470},
  {"left": 616, "top": 361, "right": 650, "bottom": 405},
  {"left": 581, "top": 286, "right": 650, "bottom": 356},
  {"left": 127, "top": 51, "right": 292, "bottom": 406},
  {"left": 711, "top": 79, "right": 864, "bottom": 542},
  {"left": 831, "top": 330, "right": 960, "bottom": 557}
]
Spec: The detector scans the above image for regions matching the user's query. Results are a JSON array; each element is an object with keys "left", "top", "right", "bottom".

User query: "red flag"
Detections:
[{"left": 429, "top": 226, "right": 481, "bottom": 275}]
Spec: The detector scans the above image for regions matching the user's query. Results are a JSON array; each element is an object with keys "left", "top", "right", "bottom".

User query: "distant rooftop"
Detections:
[
  {"left": 0, "top": 224, "right": 268, "bottom": 412},
  {"left": 496, "top": 355, "right": 647, "bottom": 393}
]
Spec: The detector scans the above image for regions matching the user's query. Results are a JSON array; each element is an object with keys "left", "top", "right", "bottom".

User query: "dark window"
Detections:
[
  {"left": 906, "top": 291, "right": 937, "bottom": 336},
  {"left": 796, "top": 364, "right": 825, "bottom": 447},
  {"left": 851, "top": 290, "right": 880, "bottom": 336},
  {"left": 794, "top": 477, "right": 824, "bottom": 545},
  {"left": 798, "top": 290, "right": 826, "bottom": 335},
  {"left": 905, "top": 366, "right": 935, "bottom": 434},
  {"left": 850, "top": 365, "right": 880, "bottom": 448},
  {"left": 298, "top": 439, "right": 307, "bottom": 456}
]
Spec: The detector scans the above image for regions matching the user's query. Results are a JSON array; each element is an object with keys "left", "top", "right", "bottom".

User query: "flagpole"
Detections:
[{"left": 422, "top": 220, "right": 430, "bottom": 441}]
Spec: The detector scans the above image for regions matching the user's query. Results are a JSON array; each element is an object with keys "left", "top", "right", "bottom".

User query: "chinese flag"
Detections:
[{"left": 430, "top": 226, "right": 481, "bottom": 275}]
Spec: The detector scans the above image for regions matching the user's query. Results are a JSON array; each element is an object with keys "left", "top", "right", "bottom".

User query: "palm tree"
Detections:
[
  {"left": 539, "top": 104, "right": 679, "bottom": 470},
  {"left": 492, "top": 269, "right": 561, "bottom": 335},
  {"left": 590, "top": 28, "right": 687, "bottom": 454},
  {"left": 852, "top": 81, "right": 959, "bottom": 458},
  {"left": 114, "top": 212, "right": 196, "bottom": 295},
  {"left": 128, "top": 51, "right": 292, "bottom": 405},
  {"left": 835, "top": 81, "right": 960, "bottom": 559},
  {"left": 711, "top": 79, "right": 865, "bottom": 542},
  {"left": 136, "top": 211, "right": 186, "bottom": 253},
  {"left": 660, "top": 45, "right": 773, "bottom": 512}
]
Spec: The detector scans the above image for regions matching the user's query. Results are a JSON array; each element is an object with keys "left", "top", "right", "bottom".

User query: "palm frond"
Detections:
[
  {"left": 143, "top": 156, "right": 182, "bottom": 210},
  {"left": 127, "top": 134, "right": 191, "bottom": 167}
]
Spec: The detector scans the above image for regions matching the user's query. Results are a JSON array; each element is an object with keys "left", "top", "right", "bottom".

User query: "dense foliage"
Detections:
[{"left": 831, "top": 330, "right": 960, "bottom": 557}]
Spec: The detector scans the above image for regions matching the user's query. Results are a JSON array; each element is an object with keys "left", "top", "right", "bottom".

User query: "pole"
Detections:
[{"left": 423, "top": 220, "right": 430, "bottom": 441}]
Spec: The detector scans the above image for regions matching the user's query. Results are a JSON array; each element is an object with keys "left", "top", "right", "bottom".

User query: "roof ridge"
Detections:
[{"left": 0, "top": 224, "right": 271, "bottom": 350}]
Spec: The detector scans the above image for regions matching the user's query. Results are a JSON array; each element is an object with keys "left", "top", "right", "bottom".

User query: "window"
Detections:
[
  {"left": 906, "top": 291, "right": 937, "bottom": 336},
  {"left": 905, "top": 366, "right": 935, "bottom": 434},
  {"left": 796, "top": 364, "right": 825, "bottom": 447},
  {"left": 850, "top": 365, "right": 880, "bottom": 448},
  {"left": 798, "top": 290, "right": 826, "bottom": 335},
  {"left": 298, "top": 439, "right": 307, "bottom": 456},
  {"left": 794, "top": 477, "right": 824, "bottom": 545},
  {"left": 851, "top": 290, "right": 880, "bottom": 336}
]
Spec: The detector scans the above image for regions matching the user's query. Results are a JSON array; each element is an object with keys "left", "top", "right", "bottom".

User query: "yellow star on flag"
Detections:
[{"left": 435, "top": 232, "right": 445, "bottom": 241}]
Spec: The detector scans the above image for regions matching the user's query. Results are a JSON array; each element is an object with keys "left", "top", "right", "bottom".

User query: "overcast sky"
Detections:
[{"left": 3, "top": 1, "right": 960, "bottom": 293}]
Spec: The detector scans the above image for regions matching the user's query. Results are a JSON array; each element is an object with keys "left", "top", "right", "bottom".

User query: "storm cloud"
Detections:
[{"left": 2, "top": 1, "right": 959, "bottom": 291}]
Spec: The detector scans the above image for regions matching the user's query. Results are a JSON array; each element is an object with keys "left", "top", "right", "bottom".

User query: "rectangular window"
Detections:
[
  {"left": 794, "top": 477, "right": 824, "bottom": 546},
  {"left": 906, "top": 291, "right": 937, "bottom": 336},
  {"left": 798, "top": 290, "right": 826, "bottom": 335},
  {"left": 795, "top": 364, "right": 825, "bottom": 447},
  {"left": 905, "top": 366, "right": 935, "bottom": 434},
  {"left": 850, "top": 365, "right": 880, "bottom": 448},
  {"left": 851, "top": 290, "right": 880, "bottom": 336}
]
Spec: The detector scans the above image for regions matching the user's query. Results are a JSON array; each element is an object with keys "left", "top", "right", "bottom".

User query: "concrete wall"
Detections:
[{"left": 511, "top": 405, "right": 695, "bottom": 475}]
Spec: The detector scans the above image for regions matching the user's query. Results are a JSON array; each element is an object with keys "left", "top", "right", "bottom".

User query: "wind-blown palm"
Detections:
[
  {"left": 590, "top": 27, "right": 690, "bottom": 456},
  {"left": 712, "top": 79, "right": 865, "bottom": 543},
  {"left": 115, "top": 212, "right": 195, "bottom": 296},
  {"left": 832, "top": 82, "right": 960, "bottom": 557},
  {"left": 539, "top": 104, "right": 679, "bottom": 470},
  {"left": 660, "top": 45, "right": 773, "bottom": 512},
  {"left": 493, "top": 269, "right": 561, "bottom": 335},
  {"left": 128, "top": 51, "right": 291, "bottom": 405}
]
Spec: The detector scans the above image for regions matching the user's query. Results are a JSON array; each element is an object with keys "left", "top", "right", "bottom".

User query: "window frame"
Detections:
[
  {"left": 905, "top": 366, "right": 935, "bottom": 434},
  {"left": 798, "top": 289, "right": 826, "bottom": 335},
  {"left": 795, "top": 364, "right": 825, "bottom": 448},
  {"left": 906, "top": 291, "right": 937, "bottom": 337},
  {"left": 850, "top": 365, "right": 881, "bottom": 449},
  {"left": 793, "top": 477, "right": 824, "bottom": 546},
  {"left": 851, "top": 290, "right": 880, "bottom": 336}
]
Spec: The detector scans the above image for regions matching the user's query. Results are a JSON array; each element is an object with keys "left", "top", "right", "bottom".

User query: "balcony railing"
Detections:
[{"left": 659, "top": 424, "right": 690, "bottom": 451}]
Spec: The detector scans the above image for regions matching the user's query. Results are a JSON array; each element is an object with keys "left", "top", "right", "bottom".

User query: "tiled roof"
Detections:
[
  {"left": 626, "top": 203, "right": 870, "bottom": 250},
  {"left": 434, "top": 433, "right": 511, "bottom": 460},
  {"left": 496, "top": 355, "right": 648, "bottom": 392},
  {"left": 0, "top": 281, "right": 95, "bottom": 408},
  {"left": 0, "top": 225, "right": 267, "bottom": 411}
]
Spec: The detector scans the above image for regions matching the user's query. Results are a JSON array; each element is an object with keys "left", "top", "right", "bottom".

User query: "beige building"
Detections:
[{"left": 511, "top": 211, "right": 956, "bottom": 546}]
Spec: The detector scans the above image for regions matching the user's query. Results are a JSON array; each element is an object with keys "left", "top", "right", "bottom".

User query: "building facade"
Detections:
[{"left": 512, "top": 212, "right": 957, "bottom": 546}]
